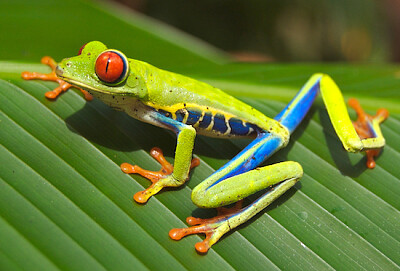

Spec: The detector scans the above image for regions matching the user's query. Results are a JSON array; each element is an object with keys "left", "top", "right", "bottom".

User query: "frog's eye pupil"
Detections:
[{"left": 95, "top": 50, "right": 128, "bottom": 84}]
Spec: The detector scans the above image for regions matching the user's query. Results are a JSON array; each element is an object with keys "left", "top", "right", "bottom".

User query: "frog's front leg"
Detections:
[
  {"left": 121, "top": 113, "right": 200, "bottom": 203},
  {"left": 22, "top": 56, "right": 93, "bottom": 100}
]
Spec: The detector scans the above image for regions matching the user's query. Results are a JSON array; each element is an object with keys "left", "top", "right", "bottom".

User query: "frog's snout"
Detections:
[{"left": 55, "top": 65, "right": 63, "bottom": 77}]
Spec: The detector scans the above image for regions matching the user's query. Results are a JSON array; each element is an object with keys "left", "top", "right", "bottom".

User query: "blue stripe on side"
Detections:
[
  {"left": 228, "top": 118, "right": 259, "bottom": 136},
  {"left": 198, "top": 112, "right": 212, "bottom": 128},
  {"left": 213, "top": 113, "right": 228, "bottom": 133},
  {"left": 152, "top": 110, "right": 188, "bottom": 133},
  {"left": 175, "top": 110, "right": 185, "bottom": 122},
  {"left": 229, "top": 118, "right": 249, "bottom": 135},
  {"left": 186, "top": 109, "right": 202, "bottom": 125}
]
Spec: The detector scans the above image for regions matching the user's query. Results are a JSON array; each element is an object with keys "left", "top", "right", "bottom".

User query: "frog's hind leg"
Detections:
[
  {"left": 317, "top": 74, "right": 389, "bottom": 167},
  {"left": 170, "top": 161, "right": 303, "bottom": 253},
  {"left": 21, "top": 56, "right": 92, "bottom": 100},
  {"left": 169, "top": 74, "right": 389, "bottom": 253},
  {"left": 169, "top": 200, "right": 244, "bottom": 253},
  {"left": 276, "top": 73, "right": 389, "bottom": 167},
  {"left": 347, "top": 98, "right": 389, "bottom": 168},
  {"left": 169, "top": 76, "right": 320, "bottom": 253}
]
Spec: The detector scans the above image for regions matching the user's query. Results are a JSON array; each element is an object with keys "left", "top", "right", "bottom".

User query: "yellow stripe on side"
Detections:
[
  {"left": 145, "top": 102, "right": 238, "bottom": 120},
  {"left": 182, "top": 110, "right": 189, "bottom": 124},
  {"left": 192, "top": 111, "right": 205, "bottom": 128}
]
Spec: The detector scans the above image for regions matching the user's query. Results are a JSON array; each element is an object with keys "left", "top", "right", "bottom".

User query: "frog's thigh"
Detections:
[{"left": 192, "top": 161, "right": 303, "bottom": 208}]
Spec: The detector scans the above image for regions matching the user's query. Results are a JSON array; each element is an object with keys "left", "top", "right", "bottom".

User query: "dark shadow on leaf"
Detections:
[
  {"left": 318, "top": 109, "right": 367, "bottom": 177},
  {"left": 64, "top": 99, "right": 254, "bottom": 161},
  {"left": 194, "top": 136, "right": 244, "bottom": 160},
  {"left": 64, "top": 100, "right": 177, "bottom": 156}
]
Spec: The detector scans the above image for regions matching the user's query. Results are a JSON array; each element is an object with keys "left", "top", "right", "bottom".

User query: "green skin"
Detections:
[
  {"left": 57, "top": 41, "right": 289, "bottom": 139},
  {"left": 57, "top": 41, "right": 293, "bottom": 202},
  {"left": 55, "top": 41, "right": 386, "bottom": 251}
]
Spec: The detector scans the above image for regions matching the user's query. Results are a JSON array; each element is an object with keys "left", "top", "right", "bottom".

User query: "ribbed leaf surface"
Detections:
[{"left": 0, "top": 0, "right": 399, "bottom": 270}]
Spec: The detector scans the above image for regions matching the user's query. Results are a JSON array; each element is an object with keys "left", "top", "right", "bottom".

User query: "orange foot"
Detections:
[
  {"left": 121, "top": 147, "right": 200, "bottom": 203},
  {"left": 348, "top": 98, "right": 389, "bottom": 169},
  {"left": 21, "top": 56, "right": 93, "bottom": 101},
  {"left": 169, "top": 201, "right": 243, "bottom": 253}
]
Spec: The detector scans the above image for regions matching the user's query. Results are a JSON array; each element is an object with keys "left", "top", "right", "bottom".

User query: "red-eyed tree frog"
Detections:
[{"left": 22, "top": 41, "right": 389, "bottom": 253}]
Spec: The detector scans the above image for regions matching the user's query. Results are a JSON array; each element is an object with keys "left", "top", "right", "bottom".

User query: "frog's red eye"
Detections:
[
  {"left": 78, "top": 43, "right": 87, "bottom": 55},
  {"left": 95, "top": 50, "right": 128, "bottom": 84}
]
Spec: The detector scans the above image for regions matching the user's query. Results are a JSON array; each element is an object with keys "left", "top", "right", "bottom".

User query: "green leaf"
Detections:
[{"left": 1, "top": 0, "right": 399, "bottom": 270}]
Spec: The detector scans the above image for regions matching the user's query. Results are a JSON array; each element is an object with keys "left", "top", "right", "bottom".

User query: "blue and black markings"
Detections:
[
  {"left": 213, "top": 113, "right": 228, "bottom": 134},
  {"left": 156, "top": 107, "right": 260, "bottom": 136},
  {"left": 186, "top": 109, "right": 202, "bottom": 125},
  {"left": 229, "top": 118, "right": 257, "bottom": 136},
  {"left": 198, "top": 112, "right": 212, "bottom": 128},
  {"left": 175, "top": 109, "right": 185, "bottom": 122}
]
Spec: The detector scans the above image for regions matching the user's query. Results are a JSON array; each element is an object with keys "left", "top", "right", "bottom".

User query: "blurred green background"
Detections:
[{"left": 116, "top": 0, "right": 400, "bottom": 62}]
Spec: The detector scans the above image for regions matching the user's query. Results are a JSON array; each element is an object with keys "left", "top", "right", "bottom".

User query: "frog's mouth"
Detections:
[{"left": 55, "top": 65, "right": 89, "bottom": 90}]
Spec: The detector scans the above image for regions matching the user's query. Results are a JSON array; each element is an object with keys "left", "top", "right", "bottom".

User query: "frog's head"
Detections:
[{"left": 56, "top": 41, "right": 147, "bottom": 99}]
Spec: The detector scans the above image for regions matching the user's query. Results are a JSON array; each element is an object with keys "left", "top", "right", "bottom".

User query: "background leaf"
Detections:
[{"left": 0, "top": 0, "right": 399, "bottom": 270}]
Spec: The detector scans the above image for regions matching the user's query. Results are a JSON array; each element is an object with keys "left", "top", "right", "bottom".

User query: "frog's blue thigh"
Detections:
[{"left": 191, "top": 74, "right": 323, "bottom": 208}]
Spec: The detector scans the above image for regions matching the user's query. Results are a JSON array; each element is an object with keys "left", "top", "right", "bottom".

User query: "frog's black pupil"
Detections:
[{"left": 105, "top": 57, "right": 111, "bottom": 73}]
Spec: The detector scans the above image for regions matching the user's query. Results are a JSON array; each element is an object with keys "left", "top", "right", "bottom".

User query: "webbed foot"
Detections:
[
  {"left": 348, "top": 98, "right": 389, "bottom": 168},
  {"left": 121, "top": 147, "right": 200, "bottom": 203},
  {"left": 21, "top": 56, "right": 93, "bottom": 101},
  {"left": 169, "top": 201, "right": 243, "bottom": 253}
]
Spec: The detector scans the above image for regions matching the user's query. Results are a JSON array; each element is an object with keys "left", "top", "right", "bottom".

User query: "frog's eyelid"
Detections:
[{"left": 77, "top": 43, "right": 87, "bottom": 55}]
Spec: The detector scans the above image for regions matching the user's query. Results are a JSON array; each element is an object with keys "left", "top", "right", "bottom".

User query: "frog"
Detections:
[{"left": 22, "top": 41, "right": 389, "bottom": 253}]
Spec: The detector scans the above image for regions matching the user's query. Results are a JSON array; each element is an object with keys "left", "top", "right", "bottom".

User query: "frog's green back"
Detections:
[
  {"left": 134, "top": 59, "right": 273, "bottom": 132},
  {"left": 57, "top": 40, "right": 287, "bottom": 138}
]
